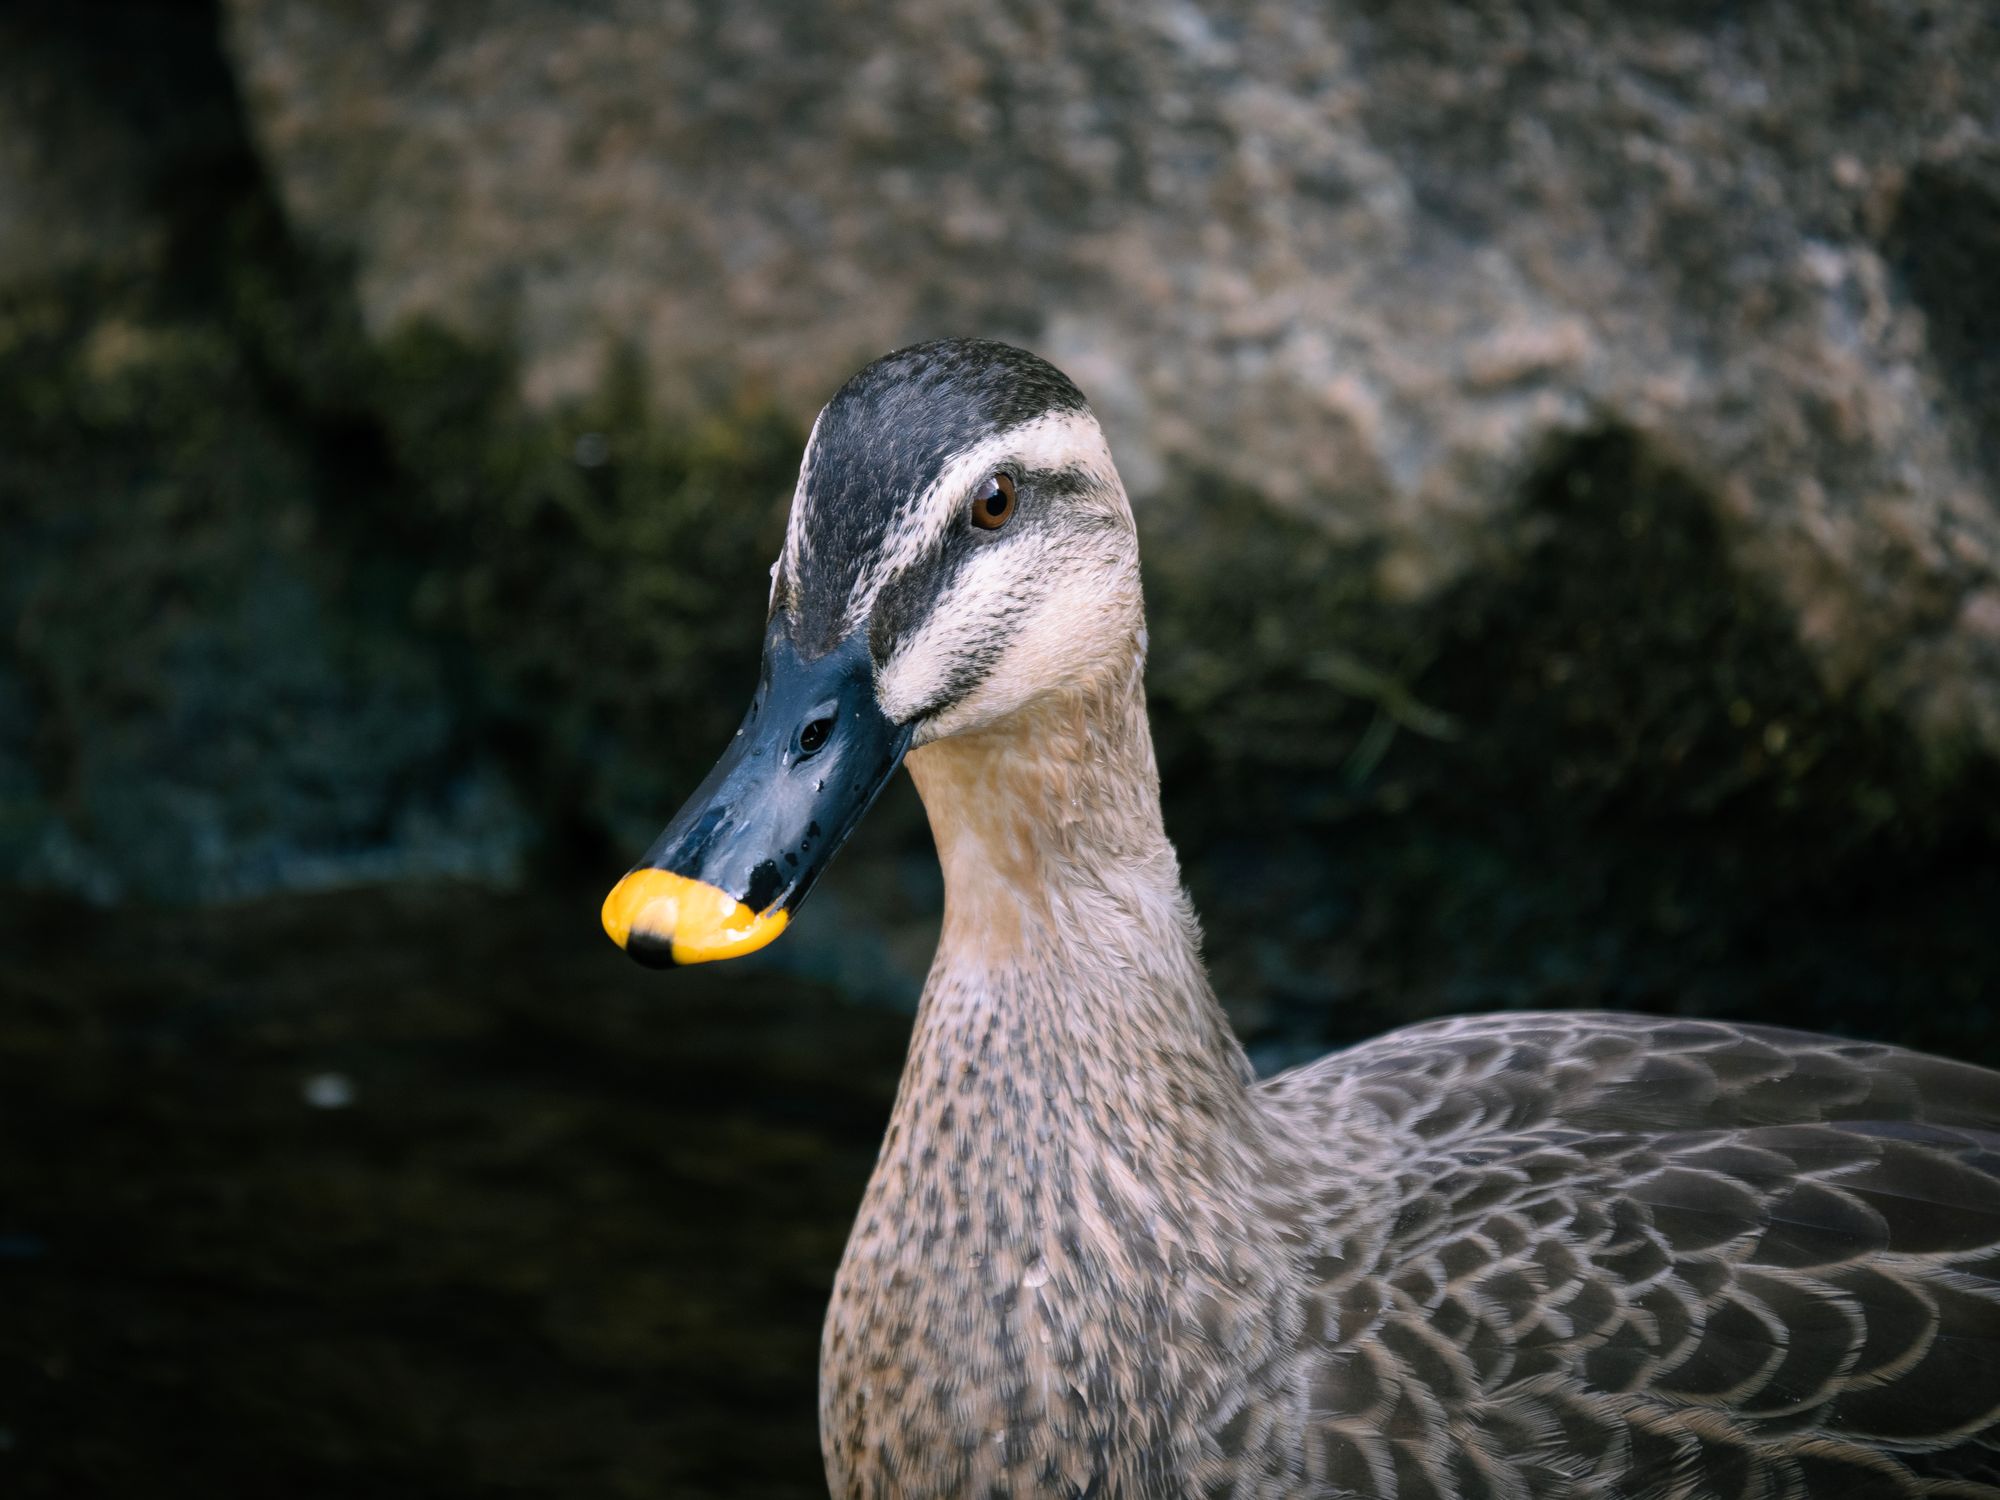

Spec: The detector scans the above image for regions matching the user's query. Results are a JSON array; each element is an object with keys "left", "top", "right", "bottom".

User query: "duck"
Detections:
[{"left": 601, "top": 338, "right": 2000, "bottom": 1499}]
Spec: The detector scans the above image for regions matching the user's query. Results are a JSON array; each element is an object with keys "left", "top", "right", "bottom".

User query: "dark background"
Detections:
[{"left": 4, "top": 2, "right": 1999, "bottom": 1495}]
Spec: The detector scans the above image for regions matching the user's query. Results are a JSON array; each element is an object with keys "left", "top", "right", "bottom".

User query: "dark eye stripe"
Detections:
[
  {"left": 869, "top": 466, "right": 1051, "bottom": 650},
  {"left": 907, "top": 579, "right": 1049, "bottom": 719},
  {"left": 865, "top": 467, "right": 1083, "bottom": 689},
  {"left": 782, "top": 339, "right": 1088, "bottom": 654}
]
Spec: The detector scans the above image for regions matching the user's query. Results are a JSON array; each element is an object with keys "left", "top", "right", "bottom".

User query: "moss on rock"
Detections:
[
  {"left": 359, "top": 326, "right": 804, "bottom": 860},
  {"left": 1146, "top": 430, "right": 2000, "bottom": 1067},
  {"left": 0, "top": 270, "right": 529, "bottom": 902}
]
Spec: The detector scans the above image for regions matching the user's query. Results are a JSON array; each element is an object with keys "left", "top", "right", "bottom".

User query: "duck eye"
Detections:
[{"left": 970, "top": 472, "right": 1017, "bottom": 531}]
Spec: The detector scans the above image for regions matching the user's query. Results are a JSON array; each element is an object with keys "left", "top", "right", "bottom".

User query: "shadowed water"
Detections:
[{"left": 0, "top": 886, "right": 905, "bottom": 1499}]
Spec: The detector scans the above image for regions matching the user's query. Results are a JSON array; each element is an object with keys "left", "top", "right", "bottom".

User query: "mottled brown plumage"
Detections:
[
  {"left": 820, "top": 640, "right": 2000, "bottom": 1499},
  {"left": 684, "top": 341, "right": 2000, "bottom": 1499}
]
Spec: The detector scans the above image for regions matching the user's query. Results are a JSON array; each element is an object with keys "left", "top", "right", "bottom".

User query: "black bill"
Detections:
[{"left": 601, "top": 620, "right": 913, "bottom": 967}]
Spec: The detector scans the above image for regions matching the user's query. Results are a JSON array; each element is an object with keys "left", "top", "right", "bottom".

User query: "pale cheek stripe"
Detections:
[
  {"left": 840, "top": 412, "right": 1118, "bottom": 637},
  {"left": 876, "top": 543, "right": 1055, "bottom": 723}
]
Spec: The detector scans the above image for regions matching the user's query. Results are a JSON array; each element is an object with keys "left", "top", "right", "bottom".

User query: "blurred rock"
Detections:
[
  {"left": 225, "top": 0, "right": 2000, "bottom": 755},
  {"left": 0, "top": 294, "right": 533, "bottom": 901},
  {"left": 0, "top": 19, "right": 156, "bottom": 287},
  {"left": 6, "top": 0, "right": 2000, "bottom": 1001},
  {"left": 0, "top": 3, "right": 531, "bottom": 903}
]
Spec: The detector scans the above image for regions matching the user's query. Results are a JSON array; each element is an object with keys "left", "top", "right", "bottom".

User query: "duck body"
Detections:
[
  {"left": 819, "top": 652, "right": 2000, "bottom": 1500},
  {"left": 603, "top": 340, "right": 2000, "bottom": 1499}
]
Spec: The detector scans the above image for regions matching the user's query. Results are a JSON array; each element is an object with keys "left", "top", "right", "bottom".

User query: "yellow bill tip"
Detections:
[{"left": 600, "top": 868, "right": 789, "bottom": 966}]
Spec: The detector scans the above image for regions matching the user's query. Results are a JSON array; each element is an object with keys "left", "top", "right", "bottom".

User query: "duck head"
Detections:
[{"left": 602, "top": 338, "right": 1142, "bottom": 967}]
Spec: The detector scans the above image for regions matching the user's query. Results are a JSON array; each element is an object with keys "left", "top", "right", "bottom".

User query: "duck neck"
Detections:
[
  {"left": 822, "top": 649, "right": 1280, "bottom": 1495},
  {"left": 900, "top": 646, "right": 1256, "bottom": 1157}
]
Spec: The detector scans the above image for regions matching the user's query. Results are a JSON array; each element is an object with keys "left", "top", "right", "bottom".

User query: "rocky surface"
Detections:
[
  {"left": 224, "top": 0, "right": 2000, "bottom": 754},
  {"left": 0, "top": 3, "right": 532, "bottom": 902},
  {"left": 2, "top": 0, "right": 1996, "bottom": 1019}
]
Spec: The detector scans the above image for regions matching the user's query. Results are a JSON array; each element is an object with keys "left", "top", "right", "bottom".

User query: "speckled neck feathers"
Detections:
[
  {"left": 909, "top": 640, "right": 1250, "bottom": 1091},
  {"left": 820, "top": 639, "right": 1283, "bottom": 1498}
]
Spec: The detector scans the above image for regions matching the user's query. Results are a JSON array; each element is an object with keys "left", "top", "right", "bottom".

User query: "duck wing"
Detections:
[{"left": 1261, "top": 1013, "right": 2000, "bottom": 1499}]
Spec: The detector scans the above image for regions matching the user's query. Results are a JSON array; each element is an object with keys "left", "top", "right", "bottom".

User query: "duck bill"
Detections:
[{"left": 602, "top": 623, "right": 913, "bottom": 968}]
